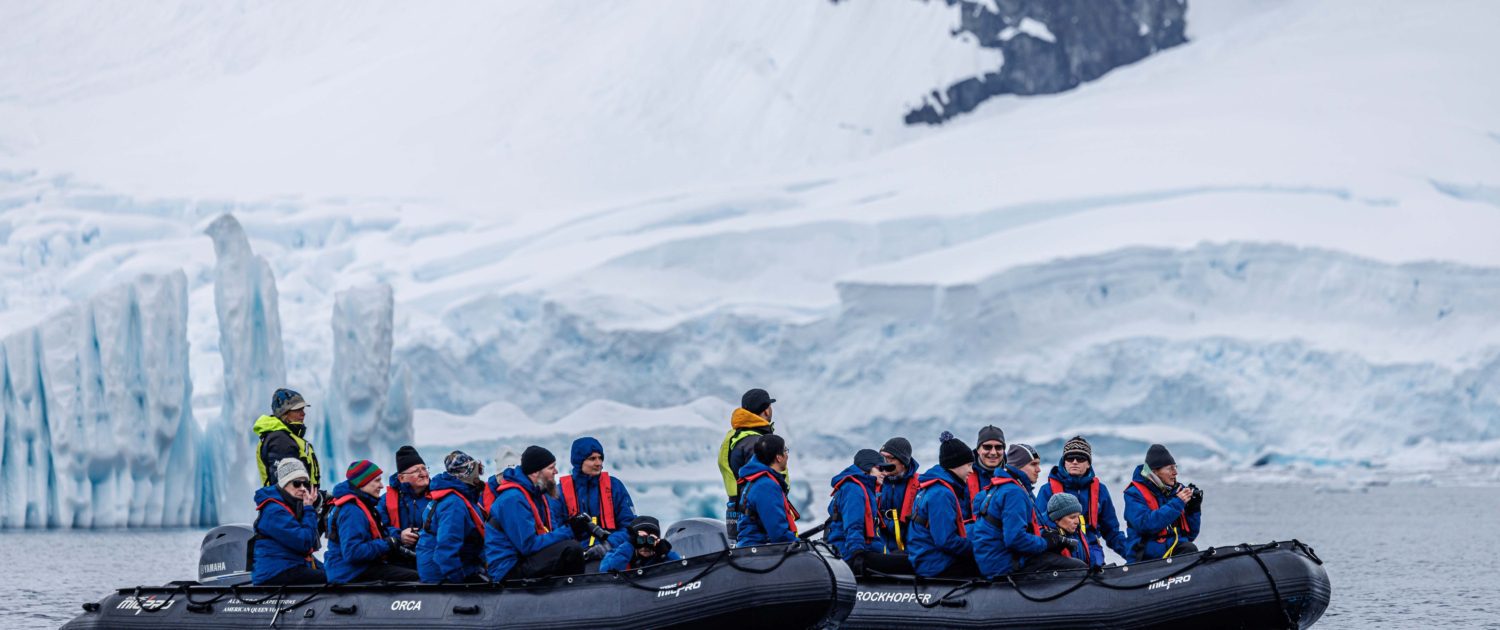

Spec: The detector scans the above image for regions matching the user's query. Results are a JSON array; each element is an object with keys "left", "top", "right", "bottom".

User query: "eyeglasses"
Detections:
[
  {"left": 399, "top": 466, "right": 429, "bottom": 478},
  {"left": 978, "top": 444, "right": 1005, "bottom": 452},
  {"left": 289, "top": 480, "right": 311, "bottom": 489},
  {"left": 1064, "top": 455, "right": 1090, "bottom": 463}
]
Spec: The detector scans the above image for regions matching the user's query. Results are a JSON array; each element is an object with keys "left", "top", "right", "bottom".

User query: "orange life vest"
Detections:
[
  {"left": 829, "top": 477, "right": 877, "bottom": 541},
  {"left": 897, "top": 475, "right": 920, "bottom": 523},
  {"left": 1131, "top": 481, "right": 1191, "bottom": 543},
  {"left": 427, "top": 488, "right": 485, "bottom": 536},
  {"left": 1048, "top": 477, "right": 1101, "bottom": 528},
  {"left": 256, "top": 498, "right": 317, "bottom": 566},
  {"left": 916, "top": 478, "right": 968, "bottom": 537},
  {"left": 493, "top": 482, "right": 554, "bottom": 535},
  {"left": 983, "top": 476, "right": 1040, "bottom": 535},
  {"left": 384, "top": 489, "right": 403, "bottom": 530},
  {"left": 331, "top": 494, "right": 383, "bottom": 539},
  {"left": 738, "top": 470, "right": 800, "bottom": 535},
  {"left": 559, "top": 472, "right": 616, "bottom": 530}
]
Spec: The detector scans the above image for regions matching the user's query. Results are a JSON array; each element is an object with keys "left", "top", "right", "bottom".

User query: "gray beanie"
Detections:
[
  {"left": 275, "top": 458, "right": 310, "bottom": 488},
  {"left": 976, "top": 425, "right": 1005, "bottom": 447},
  {"left": 1047, "top": 492, "right": 1083, "bottom": 522},
  {"left": 880, "top": 437, "right": 913, "bottom": 468},
  {"left": 1006, "top": 443, "right": 1040, "bottom": 469}
]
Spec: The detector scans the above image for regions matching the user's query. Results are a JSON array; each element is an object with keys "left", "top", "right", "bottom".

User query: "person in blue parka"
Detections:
[
  {"left": 876, "top": 437, "right": 921, "bottom": 553},
  {"left": 559, "top": 437, "right": 637, "bottom": 559},
  {"left": 326, "top": 460, "right": 420, "bottom": 583},
  {"left": 971, "top": 444, "right": 1084, "bottom": 578},
  {"left": 599, "top": 516, "right": 683, "bottom": 572},
  {"left": 826, "top": 450, "right": 886, "bottom": 569},
  {"left": 1034, "top": 436, "right": 1131, "bottom": 567},
  {"left": 969, "top": 425, "right": 1007, "bottom": 511},
  {"left": 415, "top": 451, "right": 488, "bottom": 583},
  {"left": 735, "top": 434, "right": 799, "bottom": 546},
  {"left": 376, "top": 445, "right": 431, "bottom": 566},
  {"left": 484, "top": 446, "right": 587, "bottom": 581},
  {"left": 907, "top": 433, "right": 979, "bottom": 578},
  {"left": 1122, "top": 444, "right": 1202, "bottom": 561},
  {"left": 251, "top": 458, "right": 325, "bottom": 585}
]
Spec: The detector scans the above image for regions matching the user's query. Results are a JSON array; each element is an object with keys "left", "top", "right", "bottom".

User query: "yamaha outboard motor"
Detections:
[
  {"left": 197, "top": 524, "right": 254, "bottom": 586},
  {"left": 664, "top": 517, "right": 731, "bottom": 558}
]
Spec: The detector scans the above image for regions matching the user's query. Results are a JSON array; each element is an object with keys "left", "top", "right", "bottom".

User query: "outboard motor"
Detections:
[
  {"left": 197, "top": 524, "right": 254, "bottom": 586},
  {"left": 664, "top": 517, "right": 731, "bottom": 558}
]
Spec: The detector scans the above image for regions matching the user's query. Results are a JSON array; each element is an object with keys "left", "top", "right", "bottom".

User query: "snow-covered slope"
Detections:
[{"left": 2, "top": 0, "right": 1499, "bottom": 527}]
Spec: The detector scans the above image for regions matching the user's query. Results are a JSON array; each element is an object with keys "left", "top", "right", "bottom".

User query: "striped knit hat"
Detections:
[
  {"left": 346, "top": 460, "right": 383, "bottom": 488},
  {"left": 1063, "top": 436, "right": 1092, "bottom": 462}
]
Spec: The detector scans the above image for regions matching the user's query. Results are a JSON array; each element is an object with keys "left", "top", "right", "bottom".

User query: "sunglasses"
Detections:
[
  {"left": 289, "top": 480, "right": 311, "bottom": 489},
  {"left": 1063, "top": 455, "right": 1090, "bottom": 463},
  {"left": 978, "top": 444, "right": 1005, "bottom": 452}
]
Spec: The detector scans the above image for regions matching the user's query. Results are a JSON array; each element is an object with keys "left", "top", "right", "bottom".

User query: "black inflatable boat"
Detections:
[
  {"left": 845, "top": 540, "right": 1330, "bottom": 629},
  {"left": 61, "top": 521, "right": 855, "bottom": 630}
]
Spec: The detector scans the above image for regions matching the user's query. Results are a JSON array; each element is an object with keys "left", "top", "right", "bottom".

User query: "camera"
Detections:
[
  {"left": 588, "top": 523, "right": 611, "bottom": 542},
  {"left": 1187, "top": 483, "right": 1203, "bottom": 502}
]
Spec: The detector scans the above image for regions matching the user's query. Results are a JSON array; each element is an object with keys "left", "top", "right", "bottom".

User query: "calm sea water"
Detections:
[{"left": 3, "top": 484, "right": 1498, "bottom": 629}]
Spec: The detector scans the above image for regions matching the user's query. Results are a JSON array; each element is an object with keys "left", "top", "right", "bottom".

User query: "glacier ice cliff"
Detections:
[{"left": 319, "top": 283, "right": 412, "bottom": 482}]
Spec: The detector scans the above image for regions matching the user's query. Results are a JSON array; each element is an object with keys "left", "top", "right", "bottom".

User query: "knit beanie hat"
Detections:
[
  {"left": 630, "top": 515, "right": 662, "bottom": 538},
  {"left": 520, "top": 446, "right": 556, "bottom": 476},
  {"left": 275, "top": 458, "right": 310, "bottom": 488},
  {"left": 1146, "top": 444, "right": 1176, "bottom": 470},
  {"left": 938, "top": 431, "right": 975, "bottom": 469},
  {"left": 346, "top": 460, "right": 382, "bottom": 488},
  {"left": 445, "top": 450, "right": 483, "bottom": 485},
  {"left": 976, "top": 425, "right": 1006, "bottom": 448},
  {"left": 1063, "top": 436, "right": 1092, "bottom": 462},
  {"left": 395, "top": 445, "right": 424, "bottom": 472},
  {"left": 853, "top": 449, "right": 885, "bottom": 474},
  {"left": 1047, "top": 492, "right": 1083, "bottom": 522},
  {"left": 1006, "top": 443, "right": 1040, "bottom": 469},
  {"left": 880, "top": 437, "right": 913, "bottom": 469}
]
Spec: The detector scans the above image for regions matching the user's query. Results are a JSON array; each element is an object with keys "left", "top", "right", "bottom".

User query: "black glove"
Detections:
[
  {"left": 653, "top": 538, "right": 673, "bottom": 557},
  {"left": 1186, "top": 485, "right": 1204, "bottom": 513},
  {"left": 583, "top": 543, "right": 609, "bottom": 561},
  {"left": 386, "top": 536, "right": 402, "bottom": 554},
  {"left": 844, "top": 550, "right": 866, "bottom": 575},
  {"left": 568, "top": 513, "right": 594, "bottom": 537},
  {"left": 1042, "top": 529, "right": 1069, "bottom": 553}
]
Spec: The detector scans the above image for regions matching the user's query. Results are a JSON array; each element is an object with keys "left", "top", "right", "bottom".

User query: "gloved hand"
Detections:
[
  {"left": 1185, "top": 486, "right": 1204, "bottom": 513},
  {"left": 844, "top": 550, "right": 866, "bottom": 575},
  {"left": 652, "top": 538, "right": 673, "bottom": 557},
  {"left": 568, "top": 513, "right": 594, "bottom": 538},
  {"left": 1041, "top": 529, "right": 1069, "bottom": 553},
  {"left": 583, "top": 544, "right": 609, "bottom": 561},
  {"left": 386, "top": 536, "right": 403, "bottom": 554}
]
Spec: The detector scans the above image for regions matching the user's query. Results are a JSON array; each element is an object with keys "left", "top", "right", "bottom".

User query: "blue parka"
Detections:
[
  {"left": 1121, "top": 465, "right": 1202, "bottom": 561},
  {"left": 415, "top": 472, "right": 486, "bottom": 582},
  {"left": 825, "top": 465, "right": 883, "bottom": 558},
  {"left": 599, "top": 540, "right": 684, "bottom": 572},
  {"left": 561, "top": 437, "right": 637, "bottom": 548},
  {"left": 325, "top": 481, "right": 394, "bottom": 583},
  {"left": 969, "top": 458, "right": 1001, "bottom": 513},
  {"left": 735, "top": 459, "right": 798, "bottom": 546},
  {"left": 376, "top": 473, "right": 431, "bottom": 538},
  {"left": 876, "top": 456, "right": 921, "bottom": 552},
  {"left": 970, "top": 465, "right": 1048, "bottom": 578},
  {"left": 250, "top": 486, "right": 322, "bottom": 584},
  {"left": 484, "top": 466, "right": 573, "bottom": 581},
  {"left": 1034, "top": 462, "right": 1130, "bottom": 567},
  {"left": 906, "top": 465, "right": 973, "bottom": 577}
]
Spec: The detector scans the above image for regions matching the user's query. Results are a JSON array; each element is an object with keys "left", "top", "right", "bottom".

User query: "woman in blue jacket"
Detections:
[
  {"left": 1034, "top": 436, "right": 1131, "bottom": 567},
  {"left": 415, "top": 452, "right": 488, "bottom": 583},
  {"left": 1123, "top": 444, "right": 1202, "bottom": 561},
  {"left": 600, "top": 516, "right": 683, "bottom": 572},
  {"left": 906, "top": 434, "right": 978, "bottom": 578},
  {"left": 251, "top": 459, "right": 325, "bottom": 585}
]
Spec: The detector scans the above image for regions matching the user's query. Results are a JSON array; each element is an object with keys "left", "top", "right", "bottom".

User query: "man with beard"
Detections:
[{"left": 484, "top": 446, "right": 588, "bottom": 581}]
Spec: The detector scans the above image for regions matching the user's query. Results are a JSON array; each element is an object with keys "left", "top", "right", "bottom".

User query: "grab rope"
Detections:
[
  {"left": 1246, "top": 542, "right": 1299, "bottom": 630},
  {"left": 611, "top": 540, "right": 806, "bottom": 594}
]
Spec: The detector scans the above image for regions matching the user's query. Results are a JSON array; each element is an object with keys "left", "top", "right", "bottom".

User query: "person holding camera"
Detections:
[
  {"left": 484, "top": 446, "right": 587, "bottom": 581},
  {"left": 559, "top": 437, "right": 638, "bottom": 561},
  {"left": 1034, "top": 436, "right": 1131, "bottom": 567},
  {"left": 250, "top": 458, "right": 326, "bottom": 585},
  {"left": 377, "top": 445, "right": 431, "bottom": 568},
  {"left": 600, "top": 516, "right": 682, "bottom": 572},
  {"left": 1123, "top": 444, "right": 1203, "bottom": 561},
  {"left": 325, "top": 460, "right": 420, "bottom": 583},
  {"left": 972, "top": 443, "right": 1087, "bottom": 578}
]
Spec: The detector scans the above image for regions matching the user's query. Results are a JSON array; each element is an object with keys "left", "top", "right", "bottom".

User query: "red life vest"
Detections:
[
  {"left": 331, "top": 494, "right": 383, "bottom": 539},
  {"left": 384, "top": 489, "right": 402, "bottom": 530},
  {"left": 829, "top": 477, "right": 877, "bottom": 541},
  {"left": 482, "top": 479, "right": 497, "bottom": 514},
  {"left": 985, "top": 477, "right": 1040, "bottom": 535},
  {"left": 917, "top": 478, "right": 968, "bottom": 537},
  {"left": 898, "top": 475, "right": 920, "bottom": 523},
  {"left": 737, "top": 470, "right": 800, "bottom": 534},
  {"left": 494, "top": 482, "right": 553, "bottom": 535},
  {"left": 1048, "top": 478, "right": 1101, "bottom": 528},
  {"left": 428, "top": 488, "right": 485, "bottom": 536},
  {"left": 559, "top": 472, "right": 616, "bottom": 530},
  {"left": 256, "top": 498, "right": 317, "bottom": 566},
  {"left": 1130, "top": 481, "right": 1191, "bottom": 543}
]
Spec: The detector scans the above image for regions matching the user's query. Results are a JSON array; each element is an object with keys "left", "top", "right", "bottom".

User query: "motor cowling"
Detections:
[
  {"left": 664, "top": 517, "right": 730, "bottom": 558},
  {"left": 197, "top": 524, "right": 254, "bottom": 586}
]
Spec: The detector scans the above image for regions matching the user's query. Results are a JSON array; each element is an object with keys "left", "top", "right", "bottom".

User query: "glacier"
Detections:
[{"left": 319, "top": 283, "right": 412, "bottom": 486}]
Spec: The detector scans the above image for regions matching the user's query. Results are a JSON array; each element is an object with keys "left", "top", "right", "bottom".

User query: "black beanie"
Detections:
[
  {"left": 1146, "top": 444, "right": 1176, "bottom": 470},
  {"left": 853, "top": 449, "right": 885, "bottom": 473},
  {"left": 741, "top": 388, "right": 775, "bottom": 415},
  {"left": 754, "top": 434, "right": 786, "bottom": 465},
  {"left": 880, "top": 437, "right": 913, "bottom": 468},
  {"left": 521, "top": 445, "right": 556, "bottom": 475},
  {"left": 938, "top": 432, "right": 974, "bottom": 470},
  {"left": 630, "top": 515, "right": 662, "bottom": 538},
  {"left": 395, "top": 445, "right": 424, "bottom": 472},
  {"left": 976, "top": 425, "right": 1005, "bottom": 448}
]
